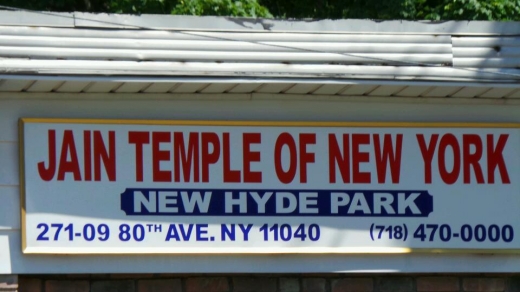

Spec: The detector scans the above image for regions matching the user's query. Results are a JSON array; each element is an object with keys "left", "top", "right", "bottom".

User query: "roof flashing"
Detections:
[{"left": 1, "top": 10, "right": 520, "bottom": 35}]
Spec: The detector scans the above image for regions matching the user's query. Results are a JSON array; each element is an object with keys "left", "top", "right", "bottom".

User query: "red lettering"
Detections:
[
  {"left": 128, "top": 131, "right": 149, "bottom": 182},
  {"left": 37, "top": 130, "right": 56, "bottom": 181},
  {"left": 438, "top": 134, "right": 460, "bottom": 185},
  {"left": 299, "top": 133, "right": 315, "bottom": 183},
  {"left": 57, "top": 130, "right": 81, "bottom": 181},
  {"left": 463, "top": 134, "right": 484, "bottom": 184},
  {"left": 328, "top": 134, "right": 350, "bottom": 183},
  {"left": 487, "top": 134, "right": 510, "bottom": 184},
  {"left": 373, "top": 134, "right": 403, "bottom": 184},
  {"left": 223, "top": 133, "right": 241, "bottom": 183},
  {"left": 173, "top": 132, "right": 200, "bottom": 182},
  {"left": 274, "top": 133, "right": 297, "bottom": 184},
  {"left": 93, "top": 131, "right": 116, "bottom": 181},
  {"left": 243, "top": 133, "right": 262, "bottom": 183},
  {"left": 201, "top": 132, "right": 221, "bottom": 182},
  {"left": 152, "top": 132, "right": 171, "bottom": 182},
  {"left": 417, "top": 134, "right": 439, "bottom": 184},
  {"left": 352, "top": 134, "right": 370, "bottom": 183},
  {"left": 83, "top": 131, "right": 92, "bottom": 181}
]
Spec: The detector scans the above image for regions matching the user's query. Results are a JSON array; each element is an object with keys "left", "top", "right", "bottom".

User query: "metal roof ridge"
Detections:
[{"left": 0, "top": 10, "right": 520, "bottom": 35}]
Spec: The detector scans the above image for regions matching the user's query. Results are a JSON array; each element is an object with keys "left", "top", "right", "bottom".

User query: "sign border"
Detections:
[{"left": 19, "top": 118, "right": 520, "bottom": 255}]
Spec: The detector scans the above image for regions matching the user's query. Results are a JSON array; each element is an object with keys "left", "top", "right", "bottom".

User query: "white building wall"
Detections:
[{"left": 1, "top": 93, "right": 520, "bottom": 274}]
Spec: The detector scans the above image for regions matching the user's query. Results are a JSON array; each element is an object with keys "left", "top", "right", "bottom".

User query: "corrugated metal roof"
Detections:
[
  {"left": 452, "top": 36, "right": 520, "bottom": 68},
  {"left": 0, "top": 10, "right": 519, "bottom": 96}
]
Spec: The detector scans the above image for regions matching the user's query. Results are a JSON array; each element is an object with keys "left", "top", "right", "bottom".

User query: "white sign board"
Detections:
[{"left": 20, "top": 119, "right": 520, "bottom": 254}]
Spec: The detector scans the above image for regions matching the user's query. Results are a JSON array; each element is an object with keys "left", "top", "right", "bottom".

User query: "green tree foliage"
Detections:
[
  {"left": 259, "top": 0, "right": 403, "bottom": 19},
  {"left": 259, "top": 0, "right": 520, "bottom": 20},
  {"left": 108, "top": 0, "right": 175, "bottom": 14},
  {"left": 1, "top": 0, "right": 520, "bottom": 20},
  {"left": 0, "top": 0, "right": 175, "bottom": 13},
  {"left": 411, "top": 0, "right": 520, "bottom": 20},
  {"left": 0, "top": 0, "right": 270, "bottom": 16},
  {"left": 173, "top": 0, "right": 272, "bottom": 17}
]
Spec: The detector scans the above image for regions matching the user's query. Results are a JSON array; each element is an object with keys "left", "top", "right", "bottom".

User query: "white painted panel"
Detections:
[
  {"left": 454, "top": 58, "right": 520, "bottom": 68},
  {"left": 143, "top": 83, "right": 176, "bottom": 93},
  {"left": 311, "top": 84, "right": 346, "bottom": 95},
  {"left": 452, "top": 37, "right": 520, "bottom": 68},
  {"left": 451, "top": 87, "right": 491, "bottom": 98},
  {"left": 227, "top": 83, "right": 261, "bottom": 93},
  {"left": 339, "top": 85, "right": 377, "bottom": 95},
  {"left": 171, "top": 83, "right": 209, "bottom": 93},
  {"left": 2, "top": 94, "right": 520, "bottom": 272},
  {"left": 3, "top": 227, "right": 520, "bottom": 273},
  {"left": 200, "top": 83, "right": 235, "bottom": 93},
  {"left": 3, "top": 60, "right": 520, "bottom": 82},
  {"left": 452, "top": 37, "right": 520, "bottom": 47},
  {"left": 0, "top": 22, "right": 457, "bottom": 41},
  {"left": 0, "top": 232, "right": 12, "bottom": 274},
  {"left": 479, "top": 88, "right": 516, "bottom": 98},
  {"left": 452, "top": 47, "right": 520, "bottom": 58},
  {"left": 0, "top": 47, "right": 452, "bottom": 64},
  {"left": 508, "top": 89, "right": 520, "bottom": 98},
  {"left": 0, "top": 80, "right": 30, "bottom": 92},
  {"left": 0, "top": 187, "right": 20, "bottom": 230},
  {"left": 367, "top": 85, "right": 405, "bottom": 96},
  {"left": 114, "top": 82, "right": 151, "bottom": 93},
  {"left": 283, "top": 84, "right": 321, "bottom": 94},
  {"left": 397, "top": 86, "right": 432, "bottom": 97},
  {"left": 0, "top": 36, "right": 453, "bottom": 53},
  {"left": 0, "top": 142, "right": 18, "bottom": 186},
  {"left": 26, "top": 80, "right": 62, "bottom": 93},
  {"left": 3, "top": 96, "right": 520, "bottom": 143},
  {"left": 84, "top": 82, "right": 121, "bottom": 93},
  {"left": 55, "top": 81, "right": 91, "bottom": 93},
  {"left": 423, "top": 87, "right": 461, "bottom": 97},
  {"left": 0, "top": 10, "right": 73, "bottom": 27},
  {"left": 255, "top": 83, "right": 293, "bottom": 93}
]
